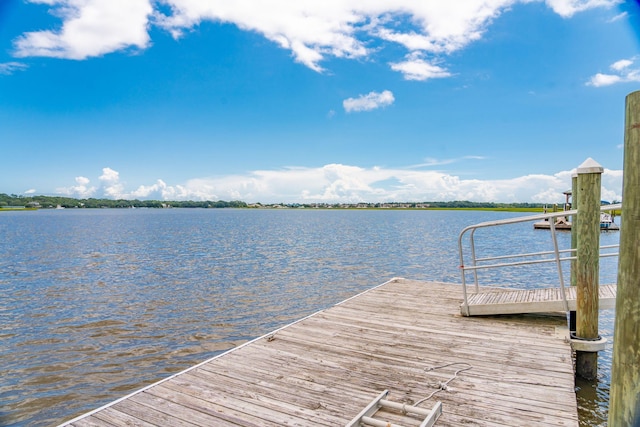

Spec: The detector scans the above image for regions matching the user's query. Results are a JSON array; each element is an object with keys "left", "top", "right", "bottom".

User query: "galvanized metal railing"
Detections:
[{"left": 458, "top": 204, "right": 621, "bottom": 314}]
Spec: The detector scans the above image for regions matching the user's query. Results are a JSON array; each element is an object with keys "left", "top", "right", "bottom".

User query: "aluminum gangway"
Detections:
[{"left": 458, "top": 204, "right": 620, "bottom": 317}]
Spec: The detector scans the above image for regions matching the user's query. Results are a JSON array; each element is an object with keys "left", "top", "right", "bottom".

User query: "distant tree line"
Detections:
[
  {"left": 263, "top": 201, "right": 545, "bottom": 210},
  {"left": 0, "top": 193, "right": 550, "bottom": 210},
  {"left": 0, "top": 194, "right": 247, "bottom": 209}
]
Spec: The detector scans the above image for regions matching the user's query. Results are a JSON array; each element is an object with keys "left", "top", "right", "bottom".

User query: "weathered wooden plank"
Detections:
[
  {"left": 91, "top": 407, "right": 158, "bottom": 427},
  {"left": 214, "top": 314, "right": 566, "bottom": 394},
  {"left": 298, "top": 310, "right": 556, "bottom": 346},
  {"left": 464, "top": 284, "right": 616, "bottom": 316},
  {"left": 126, "top": 390, "right": 272, "bottom": 427},
  {"left": 146, "top": 383, "right": 290, "bottom": 427},
  {"left": 191, "top": 363, "right": 362, "bottom": 414},
  {"left": 214, "top": 350, "right": 573, "bottom": 420},
  {"left": 226, "top": 343, "right": 574, "bottom": 411},
  {"left": 59, "top": 279, "right": 578, "bottom": 427},
  {"left": 154, "top": 378, "right": 284, "bottom": 427},
  {"left": 69, "top": 416, "right": 115, "bottom": 427},
  {"left": 327, "top": 303, "right": 567, "bottom": 341},
  {"left": 182, "top": 369, "right": 348, "bottom": 425},
  {"left": 266, "top": 322, "right": 573, "bottom": 378},
  {"left": 112, "top": 398, "right": 199, "bottom": 427}
]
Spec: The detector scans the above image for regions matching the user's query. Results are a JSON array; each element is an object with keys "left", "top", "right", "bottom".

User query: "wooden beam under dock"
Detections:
[{"left": 60, "top": 278, "right": 578, "bottom": 426}]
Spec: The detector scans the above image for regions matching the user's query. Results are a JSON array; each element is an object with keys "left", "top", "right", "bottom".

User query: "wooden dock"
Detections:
[
  {"left": 60, "top": 278, "right": 578, "bottom": 426},
  {"left": 463, "top": 283, "right": 617, "bottom": 316}
]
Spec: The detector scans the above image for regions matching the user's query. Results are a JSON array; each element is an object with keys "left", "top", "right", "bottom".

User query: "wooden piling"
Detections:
[
  {"left": 571, "top": 173, "right": 578, "bottom": 288},
  {"left": 608, "top": 91, "right": 640, "bottom": 426},
  {"left": 569, "top": 174, "right": 578, "bottom": 332},
  {"left": 574, "top": 158, "right": 602, "bottom": 380}
]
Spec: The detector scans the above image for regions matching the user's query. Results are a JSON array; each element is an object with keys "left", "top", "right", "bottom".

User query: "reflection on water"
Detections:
[
  {"left": 0, "top": 209, "right": 617, "bottom": 426},
  {"left": 575, "top": 309, "right": 615, "bottom": 426}
]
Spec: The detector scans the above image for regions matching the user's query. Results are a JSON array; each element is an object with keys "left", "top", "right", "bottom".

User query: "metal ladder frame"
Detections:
[{"left": 346, "top": 390, "right": 442, "bottom": 427}]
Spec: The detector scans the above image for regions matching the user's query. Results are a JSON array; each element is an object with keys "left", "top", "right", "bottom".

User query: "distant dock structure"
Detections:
[{"left": 532, "top": 190, "right": 619, "bottom": 231}]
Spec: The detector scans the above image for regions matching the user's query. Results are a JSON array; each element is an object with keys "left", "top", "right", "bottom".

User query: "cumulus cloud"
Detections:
[
  {"left": 588, "top": 73, "right": 622, "bottom": 87},
  {"left": 56, "top": 175, "right": 97, "bottom": 198},
  {"left": 587, "top": 57, "right": 640, "bottom": 87},
  {"left": 13, "top": 0, "right": 618, "bottom": 76},
  {"left": 544, "top": 0, "right": 619, "bottom": 18},
  {"left": 0, "top": 62, "right": 28, "bottom": 75},
  {"left": 601, "top": 169, "right": 623, "bottom": 202},
  {"left": 55, "top": 164, "right": 623, "bottom": 204},
  {"left": 343, "top": 90, "right": 395, "bottom": 113},
  {"left": 99, "top": 167, "right": 126, "bottom": 198},
  {"left": 55, "top": 168, "right": 129, "bottom": 199},
  {"left": 129, "top": 179, "right": 199, "bottom": 200},
  {"left": 611, "top": 59, "right": 633, "bottom": 71},
  {"left": 14, "top": 0, "right": 153, "bottom": 59},
  {"left": 390, "top": 53, "right": 451, "bottom": 81}
]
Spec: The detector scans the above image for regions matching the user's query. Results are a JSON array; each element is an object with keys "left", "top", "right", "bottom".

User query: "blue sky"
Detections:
[{"left": 0, "top": 0, "right": 637, "bottom": 203}]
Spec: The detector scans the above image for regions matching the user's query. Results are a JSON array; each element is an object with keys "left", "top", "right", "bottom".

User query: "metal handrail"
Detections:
[{"left": 458, "top": 204, "right": 621, "bottom": 316}]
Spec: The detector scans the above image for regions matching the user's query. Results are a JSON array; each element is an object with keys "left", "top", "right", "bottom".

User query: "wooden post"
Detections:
[
  {"left": 571, "top": 173, "right": 578, "bottom": 288},
  {"left": 609, "top": 91, "right": 640, "bottom": 426},
  {"left": 569, "top": 173, "right": 578, "bottom": 332},
  {"left": 575, "top": 157, "right": 602, "bottom": 380}
]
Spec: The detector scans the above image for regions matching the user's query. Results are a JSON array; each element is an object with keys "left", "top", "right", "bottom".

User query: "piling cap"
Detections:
[{"left": 577, "top": 158, "right": 604, "bottom": 174}]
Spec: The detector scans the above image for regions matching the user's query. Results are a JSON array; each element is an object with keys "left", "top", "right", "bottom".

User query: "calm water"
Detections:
[{"left": 0, "top": 208, "right": 619, "bottom": 426}]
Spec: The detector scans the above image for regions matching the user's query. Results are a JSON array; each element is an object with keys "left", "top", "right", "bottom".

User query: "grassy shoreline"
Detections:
[{"left": 0, "top": 206, "right": 545, "bottom": 213}]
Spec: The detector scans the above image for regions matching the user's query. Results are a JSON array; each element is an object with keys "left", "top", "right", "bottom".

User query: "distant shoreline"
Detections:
[
  {"left": 0, "top": 205, "right": 545, "bottom": 213},
  {"left": 0, "top": 207, "right": 39, "bottom": 211},
  {"left": 1, "top": 193, "right": 554, "bottom": 211}
]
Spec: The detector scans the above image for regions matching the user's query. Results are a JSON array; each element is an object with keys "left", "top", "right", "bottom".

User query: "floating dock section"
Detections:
[{"left": 60, "top": 278, "right": 578, "bottom": 426}]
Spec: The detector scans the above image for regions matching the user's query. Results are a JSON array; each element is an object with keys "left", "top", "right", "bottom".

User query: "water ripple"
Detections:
[{"left": 0, "top": 209, "right": 616, "bottom": 426}]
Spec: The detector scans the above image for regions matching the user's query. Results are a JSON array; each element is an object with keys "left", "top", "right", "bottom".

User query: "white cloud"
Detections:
[
  {"left": 408, "top": 156, "right": 487, "bottom": 168},
  {"left": 587, "top": 58, "right": 640, "bottom": 87},
  {"left": 611, "top": 59, "right": 632, "bottom": 71},
  {"left": 599, "top": 168, "right": 623, "bottom": 202},
  {"left": 13, "top": 0, "right": 618, "bottom": 76},
  {"left": 99, "top": 167, "right": 125, "bottom": 198},
  {"left": 24, "top": 189, "right": 37, "bottom": 194},
  {"left": 343, "top": 90, "right": 395, "bottom": 113},
  {"left": 153, "top": 1, "right": 514, "bottom": 73},
  {"left": 376, "top": 29, "right": 441, "bottom": 53},
  {"left": 99, "top": 167, "right": 119, "bottom": 183},
  {"left": 129, "top": 179, "right": 196, "bottom": 200},
  {"left": 56, "top": 175, "right": 97, "bottom": 198},
  {"left": 14, "top": 0, "right": 153, "bottom": 59},
  {"left": 608, "top": 11, "right": 627, "bottom": 23},
  {"left": 544, "top": 0, "right": 619, "bottom": 18},
  {"left": 55, "top": 164, "right": 623, "bottom": 204},
  {"left": 0, "top": 62, "right": 28, "bottom": 75},
  {"left": 390, "top": 53, "right": 451, "bottom": 81},
  {"left": 588, "top": 73, "right": 623, "bottom": 87}
]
